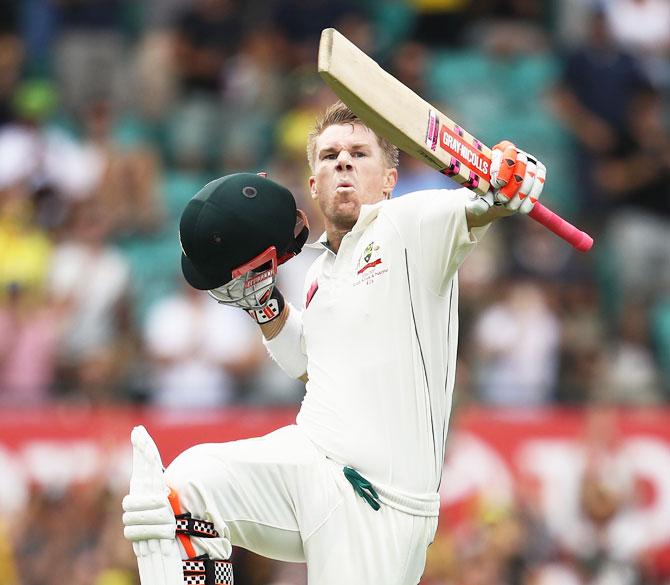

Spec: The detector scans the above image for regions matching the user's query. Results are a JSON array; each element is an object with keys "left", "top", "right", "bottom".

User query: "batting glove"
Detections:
[
  {"left": 489, "top": 140, "right": 546, "bottom": 214},
  {"left": 209, "top": 277, "right": 286, "bottom": 325},
  {"left": 244, "top": 287, "right": 286, "bottom": 325},
  {"left": 122, "top": 426, "right": 176, "bottom": 542}
]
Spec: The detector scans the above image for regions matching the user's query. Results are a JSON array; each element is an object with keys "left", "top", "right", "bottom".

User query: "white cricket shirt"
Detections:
[{"left": 268, "top": 188, "right": 486, "bottom": 503}]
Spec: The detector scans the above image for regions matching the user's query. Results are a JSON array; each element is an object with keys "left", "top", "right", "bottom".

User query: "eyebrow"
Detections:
[{"left": 318, "top": 143, "right": 372, "bottom": 156}]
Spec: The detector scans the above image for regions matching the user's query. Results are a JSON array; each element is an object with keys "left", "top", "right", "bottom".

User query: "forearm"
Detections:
[
  {"left": 262, "top": 303, "right": 308, "bottom": 380},
  {"left": 466, "top": 202, "right": 514, "bottom": 229},
  {"left": 259, "top": 305, "right": 290, "bottom": 340}
]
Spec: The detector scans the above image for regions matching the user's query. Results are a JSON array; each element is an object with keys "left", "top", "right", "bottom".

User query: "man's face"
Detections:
[{"left": 309, "top": 123, "right": 397, "bottom": 232}]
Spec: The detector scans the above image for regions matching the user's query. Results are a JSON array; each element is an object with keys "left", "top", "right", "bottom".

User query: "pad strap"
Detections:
[
  {"left": 183, "top": 557, "right": 233, "bottom": 585},
  {"left": 176, "top": 513, "right": 219, "bottom": 538}
]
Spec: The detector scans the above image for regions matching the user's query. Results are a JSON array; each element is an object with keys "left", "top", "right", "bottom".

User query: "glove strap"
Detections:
[
  {"left": 183, "top": 556, "right": 233, "bottom": 585},
  {"left": 246, "top": 287, "right": 285, "bottom": 325}
]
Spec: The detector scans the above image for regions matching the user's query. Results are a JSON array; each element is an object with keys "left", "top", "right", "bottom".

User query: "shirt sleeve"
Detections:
[
  {"left": 262, "top": 254, "right": 323, "bottom": 379},
  {"left": 262, "top": 303, "right": 307, "bottom": 379},
  {"left": 385, "top": 188, "right": 488, "bottom": 296}
]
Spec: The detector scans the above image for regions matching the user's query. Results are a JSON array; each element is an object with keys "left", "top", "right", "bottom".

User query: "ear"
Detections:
[
  {"left": 309, "top": 175, "right": 318, "bottom": 200},
  {"left": 382, "top": 168, "right": 398, "bottom": 199}
]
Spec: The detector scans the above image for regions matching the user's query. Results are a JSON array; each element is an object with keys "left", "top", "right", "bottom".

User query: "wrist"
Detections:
[
  {"left": 246, "top": 287, "right": 285, "bottom": 327},
  {"left": 259, "top": 303, "right": 290, "bottom": 340},
  {"left": 466, "top": 199, "right": 513, "bottom": 228}
]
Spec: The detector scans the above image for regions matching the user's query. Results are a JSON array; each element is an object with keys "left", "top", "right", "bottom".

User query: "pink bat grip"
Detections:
[{"left": 528, "top": 202, "right": 593, "bottom": 252}]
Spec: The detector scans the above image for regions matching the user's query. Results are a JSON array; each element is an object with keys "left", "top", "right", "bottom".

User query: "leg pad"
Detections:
[{"left": 183, "top": 557, "right": 233, "bottom": 585}]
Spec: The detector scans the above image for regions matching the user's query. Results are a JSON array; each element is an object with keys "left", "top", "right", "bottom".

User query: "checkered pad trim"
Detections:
[
  {"left": 182, "top": 559, "right": 233, "bottom": 585},
  {"left": 176, "top": 513, "right": 219, "bottom": 538}
]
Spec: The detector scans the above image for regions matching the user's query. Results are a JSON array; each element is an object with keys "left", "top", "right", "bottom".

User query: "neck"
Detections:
[{"left": 325, "top": 226, "right": 349, "bottom": 253}]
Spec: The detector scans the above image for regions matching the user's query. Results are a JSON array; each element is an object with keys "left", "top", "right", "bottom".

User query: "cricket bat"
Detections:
[{"left": 318, "top": 28, "right": 593, "bottom": 252}]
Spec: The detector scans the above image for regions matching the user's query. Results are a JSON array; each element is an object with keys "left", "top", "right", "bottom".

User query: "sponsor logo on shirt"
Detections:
[
  {"left": 357, "top": 242, "right": 382, "bottom": 274},
  {"left": 354, "top": 242, "right": 388, "bottom": 287}
]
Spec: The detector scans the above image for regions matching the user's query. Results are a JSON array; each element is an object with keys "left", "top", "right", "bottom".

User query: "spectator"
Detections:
[
  {"left": 557, "top": 281, "right": 606, "bottom": 403},
  {"left": 173, "top": 0, "right": 241, "bottom": 97},
  {"left": 0, "top": 79, "right": 105, "bottom": 231},
  {"left": 80, "top": 98, "right": 164, "bottom": 238},
  {"left": 603, "top": 0, "right": 670, "bottom": 87},
  {"left": 472, "top": 281, "right": 561, "bottom": 406},
  {"left": 52, "top": 0, "right": 129, "bottom": 115},
  {"left": 598, "top": 302, "right": 662, "bottom": 404},
  {"left": 0, "top": 184, "right": 51, "bottom": 293},
  {"left": 569, "top": 409, "right": 641, "bottom": 585},
  {"left": 553, "top": 13, "right": 669, "bottom": 397},
  {"left": 48, "top": 201, "right": 131, "bottom": 403},
  {"left": 142, "top": 283, "right": 264, "bottom": 408},
  {"left": 169, "top": 0, "right": 243, "bottom": 169},
  {"left": 551, "top": 7, "right": 653, "bottom": 216},
  {"left": 596, "top": 87, "right": 670, "bottom": 312},
  {"left": 219, "top": 26, "right": 291, "bottom": 171},
  {"left": 0, "top": 282, "right": 59, "bottom": 405},
  {"left": 604, "top": 0, "right": 670, "bottom": 53},
  {"left": 0, "top": 187, "right": 57, "bottom": 404},
  {"left": 272, "top": 0, "right": 363, "bottom": 65}
]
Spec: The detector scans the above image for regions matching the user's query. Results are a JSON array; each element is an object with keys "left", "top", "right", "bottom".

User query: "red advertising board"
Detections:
[{"left": 1, "top": 406, "right": 669, "bottom": 559}]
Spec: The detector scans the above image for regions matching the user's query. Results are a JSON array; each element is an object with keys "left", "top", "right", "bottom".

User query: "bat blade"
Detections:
[
  {"left": 318, "top": 30, "right": 444, "bottom": 170},
  {"left": 318, "top": 28, "right": 492, "bottom": 195},
  {"left": 318, "top": 28, "right": 593, "bottom": 252}
]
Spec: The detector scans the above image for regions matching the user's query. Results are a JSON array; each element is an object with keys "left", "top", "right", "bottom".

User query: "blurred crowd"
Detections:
[{"left": 1, "top": 0, "right": 669, "bottom": 584}]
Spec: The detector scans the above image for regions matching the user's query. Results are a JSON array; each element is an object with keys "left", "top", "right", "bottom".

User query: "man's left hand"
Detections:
[{"left": 489, "top": 140, "right": 546, "bottom": 214}]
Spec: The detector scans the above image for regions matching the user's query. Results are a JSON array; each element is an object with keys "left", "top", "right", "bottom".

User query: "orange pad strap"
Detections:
[{"left": 168, "top": 488, "right": 198, "bottom": 559}]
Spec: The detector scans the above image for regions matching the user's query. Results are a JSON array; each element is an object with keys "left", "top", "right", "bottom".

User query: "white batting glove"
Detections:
[
  {"left": 489, "top": 140, "right": 546, "bottom": 214},
  {"left": 123, "top": 426, "right": 184, "bottom": 585},
  {"left": 123, "top": 426, "right": 176, "bottom": 541}
]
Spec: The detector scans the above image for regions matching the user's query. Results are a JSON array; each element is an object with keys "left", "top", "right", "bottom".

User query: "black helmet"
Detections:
[{"left": 179, "top": 173, "right": 308, "bottom": 295}]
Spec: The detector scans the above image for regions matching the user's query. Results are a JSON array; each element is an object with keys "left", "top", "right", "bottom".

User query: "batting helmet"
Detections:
[{"left": 179, "top": 173, "right": 308, "bottom": 306}]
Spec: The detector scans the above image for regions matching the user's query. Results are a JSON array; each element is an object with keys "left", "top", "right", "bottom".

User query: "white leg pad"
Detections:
[{"left": 133, "top": 539, "right": 184, "bottom": 585}]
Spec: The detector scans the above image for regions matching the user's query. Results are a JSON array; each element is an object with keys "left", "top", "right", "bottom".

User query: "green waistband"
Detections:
[{"left": 343, "top": 466, "right": 381, "bottom": 511}]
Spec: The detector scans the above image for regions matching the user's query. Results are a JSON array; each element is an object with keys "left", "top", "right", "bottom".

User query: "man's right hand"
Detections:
[
  {"left": 243, "top": 286, "right": 286, "bottom": 326},
  {"left": 490, "top": 140, "right": 546, "bottom": 215},
  {"left": 208, "top": 266, "right": 286, "bottom": 326},
  {"left": 209, "top": 278, "right": 288, "bottom": 336}
]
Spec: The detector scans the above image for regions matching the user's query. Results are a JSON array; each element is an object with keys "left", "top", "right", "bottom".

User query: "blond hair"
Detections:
[{"left": 306, "top": 101, "right": 399, "bottom": 171}]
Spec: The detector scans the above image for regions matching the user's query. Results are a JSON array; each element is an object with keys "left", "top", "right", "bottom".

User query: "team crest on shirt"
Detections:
[{"left": 353, "top": 241, "right": 388, "bottom": 286}]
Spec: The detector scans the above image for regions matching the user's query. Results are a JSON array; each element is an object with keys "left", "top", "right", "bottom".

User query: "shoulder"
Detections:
[
  {"left": 382, "top": 188, "right": 472, "bottom": 219},
  {"left": 387, "top": 188, "right": 444, "bottom": 205}
]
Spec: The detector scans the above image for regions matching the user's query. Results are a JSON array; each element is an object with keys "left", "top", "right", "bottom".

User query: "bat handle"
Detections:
[{"left": 528, "top": 202, "right": 593, "bottom": 252}]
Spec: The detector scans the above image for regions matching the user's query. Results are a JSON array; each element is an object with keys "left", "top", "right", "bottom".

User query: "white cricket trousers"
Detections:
[{"left": 164, "top": 425, "right": 438, "bottom": 585}]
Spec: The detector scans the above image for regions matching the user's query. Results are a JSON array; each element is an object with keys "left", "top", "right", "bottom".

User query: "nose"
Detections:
[{"left": 336, "top": 150, "right": 353, "bottom": 171}]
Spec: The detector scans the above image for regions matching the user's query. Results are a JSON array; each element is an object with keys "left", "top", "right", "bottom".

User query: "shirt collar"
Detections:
[{"left": 305, "top": 201, "right": 385, "bottom": 251}]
